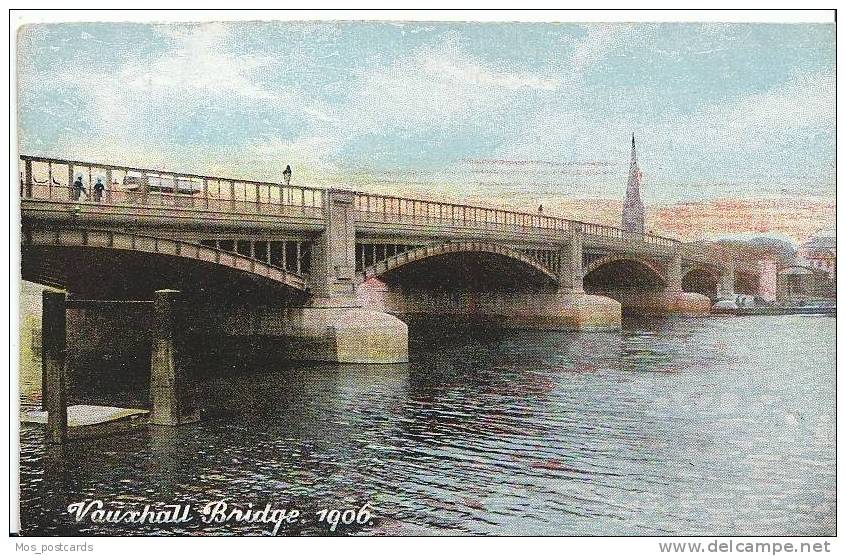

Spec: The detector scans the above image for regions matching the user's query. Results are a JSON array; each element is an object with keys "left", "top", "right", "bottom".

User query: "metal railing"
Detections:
[
  {"left": 353, "top": 191, "right": 681, "bottom": 248},
  {"left": 20, "top": 154, "right": 687, "bottom": 252},
  {"left": 353, "top": 191, "right": 570, "bottom": 233},
  {"left": 579, "top": 221, "right": 679, "bottom": 248},
  {"left": 19, "top": 155, "right": 325, "bottom": 218}
]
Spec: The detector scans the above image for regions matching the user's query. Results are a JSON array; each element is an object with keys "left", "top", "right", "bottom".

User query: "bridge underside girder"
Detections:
[
  {"left": 22, "top": 245, "right": 305, "bottom": 302},
  {"left": 735, "top": 272, "right": 760, "bottom": 295},
  {"left": 376, "top": 251, "right": 558, "bottom": 292},
  {"left": 683, "top": 268, "right": 719, "bottom": 299},
  {"left": 584, "top": 259, "right": 666, "bottom": 292}
]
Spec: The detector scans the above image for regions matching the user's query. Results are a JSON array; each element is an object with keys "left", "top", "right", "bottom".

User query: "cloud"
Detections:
[
  {"left": 140, "top": 23, "right": 276, "bottom": 100},
  {"left": 334, "top": 34, "right": 559, "bottom": 137},
  {"left": 571, "top": 24, "right": 634, "bottom": 73},
  {"left": 19, "top": 22, "right": 333, "bottom": 161},
  {"left": 696, "top": 69, "right": 835, "bottom": 146},
  {"left": 493, "top": 65, "right": 835, "bottom": 203},
  {"left": 19, "top": 25, "right": 570, "bottom": 181}
]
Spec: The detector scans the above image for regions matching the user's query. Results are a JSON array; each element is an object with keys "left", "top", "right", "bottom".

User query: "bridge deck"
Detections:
[{"left": 19, "top": 155, "right": 747, "bottom": 272}]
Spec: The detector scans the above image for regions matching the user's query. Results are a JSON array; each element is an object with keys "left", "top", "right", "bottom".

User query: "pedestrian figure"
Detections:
[
  {"left": 72, "top": 176, "right": 86, "bottom": 201},
  {"left": 282, "top": 165, "right": 292, "bottom": 186},
  {"left": 93, "top": 178, "right": 105, "bottom": 202},
  {"left": 538, "top": 204, "right": 544, "bottom": 214}
]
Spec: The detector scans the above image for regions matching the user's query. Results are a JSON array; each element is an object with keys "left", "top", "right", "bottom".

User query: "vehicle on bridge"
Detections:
[{"left": 123, "top": 171, "right": 202, "bottom": 207}]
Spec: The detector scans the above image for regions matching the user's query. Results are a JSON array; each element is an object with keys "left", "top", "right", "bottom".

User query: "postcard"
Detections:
[{"left": 12, "top": 9, "right": 837, "bottom": 544}]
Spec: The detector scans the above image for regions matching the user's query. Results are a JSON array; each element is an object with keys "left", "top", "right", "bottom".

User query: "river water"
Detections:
[{"left": 18, "top": 315, "right": 835, "bottom": 536}]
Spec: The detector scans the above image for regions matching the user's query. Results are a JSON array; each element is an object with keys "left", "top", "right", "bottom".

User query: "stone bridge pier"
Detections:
[
  {"left": 278, "top": 189, "right": 408, "bottom": 364},
  {"left": 718, "top": 259, "right": 736, "bottom": 298}
]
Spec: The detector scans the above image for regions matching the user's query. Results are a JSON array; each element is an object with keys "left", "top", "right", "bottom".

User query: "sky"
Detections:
[{"left": 16, "top": 21, "right": 835, "bottom": 242}]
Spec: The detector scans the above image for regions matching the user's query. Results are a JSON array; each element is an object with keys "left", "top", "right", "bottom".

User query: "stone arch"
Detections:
[
  {"left": 735, "top": 271, "right": 760, "bottom": 295},
  {"left": 22, "top": 228, "right": 308, "bottom": 292},
  {"left": 683, "top": 264, "right": 721, "bottom": 281},
  {"left": 357, "top": 240, "right": 559, "bottom": 285},
  {"left": 583, "top": 254, "right": 667, "bottom": 282},
  {"left": 682, "top": 265, "right": 721, "bottom": 299},
  {"left": 582, "top": 254, "right": 667, "bottom": 292}
]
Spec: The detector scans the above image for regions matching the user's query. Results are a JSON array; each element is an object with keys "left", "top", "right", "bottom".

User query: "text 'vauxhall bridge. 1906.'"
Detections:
[{"left": 19, "top": 154, "right": 764, "bottom": 429}]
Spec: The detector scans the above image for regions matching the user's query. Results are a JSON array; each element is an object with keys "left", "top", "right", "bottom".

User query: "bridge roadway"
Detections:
[{"left": 20, "top": 155, "right": 759, "bottom": 424}]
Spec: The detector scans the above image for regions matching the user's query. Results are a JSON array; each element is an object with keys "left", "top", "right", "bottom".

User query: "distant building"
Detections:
[
  {"left": 798, "top": 231, "right": 836, "bottom": 280},
  {"left": 777, "top": 263, "right": 833, "bottom": 301},
  {"left": 622, "top": 134, "right": 645, "bottom": 234},
  {"left": 776, "top": 232, "right": 835, "bottom": 300}
]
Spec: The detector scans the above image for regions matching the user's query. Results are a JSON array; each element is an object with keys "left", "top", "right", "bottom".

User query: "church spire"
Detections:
[
  {"left": 630, "top": 133, "right": 637, "bottom": 164},
  {"left": 622, "top": 133, "right": 645, "bottom": 234}
]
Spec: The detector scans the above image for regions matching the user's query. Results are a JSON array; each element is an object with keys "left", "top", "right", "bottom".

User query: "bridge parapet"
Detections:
[
  {"left": 19, "top": 155, "right": 324, "bottom": 218},
  {"left": 354, "top": 191, "right": 572, "bottom": 232},
  {"left": 353, "top": 191, "right": 682, "bottom": 249}
]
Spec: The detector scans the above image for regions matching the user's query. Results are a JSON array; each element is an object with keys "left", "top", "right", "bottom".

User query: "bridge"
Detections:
[{"left": 19, "top": 155, "right": 760, "bottom": 427}]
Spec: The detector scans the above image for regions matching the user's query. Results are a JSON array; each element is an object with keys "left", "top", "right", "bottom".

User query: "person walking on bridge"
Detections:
[
  {"left": 93, "top": 178, "right": 105, "bottom": 202},
  {"left": 283, "top": 165, "right": 292, "bottom": 186},
  {"left": 72, "top": 176, "right": 86, "bottom": 201}
]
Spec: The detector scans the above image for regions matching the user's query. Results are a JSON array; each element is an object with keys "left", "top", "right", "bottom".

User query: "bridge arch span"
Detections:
[
  {"left": 22, "top": 228, "right": 308, "bottom": 296},
  {"left": 358, "top": 240, "right": 559, "bottom": 289},
  {"left": 682, "top": 265, "right": 721, "bottom": 299},
  {"left": 583, "top": 254, "right": 667, "bottom": 292},
  {"left": 734, "top": 271, "right": 760, "bottom": 295},
  {"left": 682, "top": 264, "right": 721, "bottom": 281}
]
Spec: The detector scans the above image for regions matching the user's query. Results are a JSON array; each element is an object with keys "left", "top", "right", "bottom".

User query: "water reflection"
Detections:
[{"left": 19, "top": 315, "right": 835, "bottom": 536}]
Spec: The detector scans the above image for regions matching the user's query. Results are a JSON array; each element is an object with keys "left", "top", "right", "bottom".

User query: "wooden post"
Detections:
[
  {"left": 150, "top": 290, "right": 199, "bottom": 426},
  {"left": 42, "top": 290, "right": 67, "bottom": 444},
  {"left": 24, "top": 159, "right": 33, "bottom": 197}
]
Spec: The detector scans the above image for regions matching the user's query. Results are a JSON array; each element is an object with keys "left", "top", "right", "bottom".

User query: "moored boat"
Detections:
[{"left": 711, "top": 294, "right": 835, "bottom": 316}]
